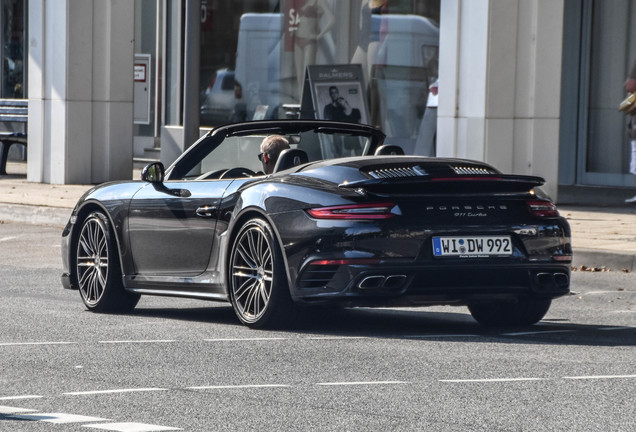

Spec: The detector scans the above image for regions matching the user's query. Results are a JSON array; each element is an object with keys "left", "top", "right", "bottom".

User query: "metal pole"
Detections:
[{"left": 183, "top": 0, "right": 200, "bottom": 151}]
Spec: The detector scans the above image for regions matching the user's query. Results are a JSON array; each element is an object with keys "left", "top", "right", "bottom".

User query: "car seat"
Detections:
[{"left": 273, "top": 149, "right": 309, "bottom": 172}]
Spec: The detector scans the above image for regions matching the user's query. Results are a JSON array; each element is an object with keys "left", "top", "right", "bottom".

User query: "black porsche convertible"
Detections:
[{"left": 61, "top": 120, "right": 572, "bottom": 328}]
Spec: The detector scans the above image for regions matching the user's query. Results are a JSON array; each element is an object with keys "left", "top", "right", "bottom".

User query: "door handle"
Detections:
[{"left": 196, "top": 205, "right": 216, "bottom": 218}]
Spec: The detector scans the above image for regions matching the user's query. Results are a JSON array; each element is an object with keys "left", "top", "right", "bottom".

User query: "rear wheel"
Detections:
[
  {"left": 75, "top": 212, "right": 140, "bottom": 312},
  {"left": 468, "top": 298, "right": 551, "bottom": 327},
  {"left": 229, "top": 218, "right": 296, "bottom": 328}
]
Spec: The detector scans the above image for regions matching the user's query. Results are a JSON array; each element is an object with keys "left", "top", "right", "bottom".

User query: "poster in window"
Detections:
[
  {"left": 301, "top": 64, "right": 369, "bottom": 125},
  {"left": 315, "top": 82, "right": 367, "bottom": 124}
]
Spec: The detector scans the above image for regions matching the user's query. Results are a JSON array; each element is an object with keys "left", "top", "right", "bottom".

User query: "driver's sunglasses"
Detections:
[{"left": 257, "top": 152, "right": 266, "bottom": 162}]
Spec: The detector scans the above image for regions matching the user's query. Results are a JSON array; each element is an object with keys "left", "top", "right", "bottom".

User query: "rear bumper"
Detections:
[{"left": 293, "top": 261, "right": 571, "bottom": 305}]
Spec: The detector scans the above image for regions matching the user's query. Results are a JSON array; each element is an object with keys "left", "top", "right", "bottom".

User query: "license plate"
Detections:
[{"left": 432, "top": 236, "right": 512, "bottom": 257}]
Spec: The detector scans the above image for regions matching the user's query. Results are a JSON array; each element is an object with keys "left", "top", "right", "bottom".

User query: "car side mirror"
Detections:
[{"left": 141, "top": 162, "right": 165, "bottom": 183}]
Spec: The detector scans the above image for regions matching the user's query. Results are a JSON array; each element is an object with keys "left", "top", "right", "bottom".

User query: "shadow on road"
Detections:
[{"left": 128, "top": 304, "right": 636, "bottom": 347}]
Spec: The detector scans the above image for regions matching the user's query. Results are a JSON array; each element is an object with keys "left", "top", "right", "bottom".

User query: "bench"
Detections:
[{"left": 0, "top": 98, "right": 28, "bottom": 175}]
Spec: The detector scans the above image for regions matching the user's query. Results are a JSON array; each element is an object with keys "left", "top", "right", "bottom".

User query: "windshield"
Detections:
[{"left": 180, "top": 130, "right": 372, "bottom": 179}]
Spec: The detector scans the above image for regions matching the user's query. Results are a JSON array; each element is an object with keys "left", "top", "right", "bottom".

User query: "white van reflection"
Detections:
[{"left": 215, "top": 12, "right": 439, "bottom": 154}]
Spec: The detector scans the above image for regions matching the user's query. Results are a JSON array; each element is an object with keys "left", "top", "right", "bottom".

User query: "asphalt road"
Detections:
[{"left": 1, "top": 221, "right": 635, "bottom": 431}]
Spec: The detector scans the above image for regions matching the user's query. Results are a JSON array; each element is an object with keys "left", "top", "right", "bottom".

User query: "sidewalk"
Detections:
[{"left": 1, "top": 161, "right": 635, "bottom": 272}]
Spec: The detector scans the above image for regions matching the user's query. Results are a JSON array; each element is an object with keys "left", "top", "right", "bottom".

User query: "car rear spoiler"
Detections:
[{"left": 339, "top": 174, "right": 546, "bottom": 194}]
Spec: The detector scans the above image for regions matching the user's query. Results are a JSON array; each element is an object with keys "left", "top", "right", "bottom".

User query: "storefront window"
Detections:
[
  {"left": 583, "top": 0, "right": 635, "bottom": 185},
  {"left": 1, "top": 0, "right": 25, "bottom": 99},
  {"left": 167, "top": 0, "right": 440, "bottom": 153}
]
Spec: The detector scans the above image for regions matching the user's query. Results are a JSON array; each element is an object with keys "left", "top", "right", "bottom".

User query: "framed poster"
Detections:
[{"left": 300, "top": 64, "right": 369, "bottom": 125}]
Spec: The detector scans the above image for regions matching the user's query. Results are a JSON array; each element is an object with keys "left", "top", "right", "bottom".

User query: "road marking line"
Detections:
[
  {"left": 204, "top": 337, "right": 287, "bottom": 342},
  {"left": 0, "top": 405, "right": 38, "bottom": 415},
  {"left": 501, "top": 330, "right": 575, "bottom": 336},
  {"left": 188, "top": 384, "right": 289, "bottom": 390},
  {"left": 64, "top": 388, "right": 168, "bottom": 396},
  {"left": 0, "top": 236, "right": 18, "bottom": 242},
  {"left": 305, "top": 336, "right": 367, "bottom": 340},
  {"left": 563, "top": 375, "right": 636, "bottom": 380},
  {"left": 0, "top": 395, "right": 42, "bottom": 400},
  {"left": 8, "top": 412, "right": 108, "bottom": 424},
  {"left": 98, "top": 340, "right": 176, "bottom": 344},
  {"left": 316, "top": 381, "right": 408, "bottom": 386},
  {"left": 406, "top": 334, "right": 480, "bottom": 339},
  {"left": 0, "top": 341, "right": 75, "bottom": 346},
  {"left": 84, "top": 422, "right": 182, "bottom": 431},
  {"left": 440, "top": 378, "right": 544, "bottom": 383}
]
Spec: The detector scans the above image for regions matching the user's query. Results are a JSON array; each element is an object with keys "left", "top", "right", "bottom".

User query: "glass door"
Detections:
[{"left": 579, "top": 0, "right": 636, "bottom": 186}]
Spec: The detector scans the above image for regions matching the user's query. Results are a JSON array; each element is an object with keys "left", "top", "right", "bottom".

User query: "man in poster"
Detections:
[{"left": 323, "top": 86, "right": 362, "bottom": 123}]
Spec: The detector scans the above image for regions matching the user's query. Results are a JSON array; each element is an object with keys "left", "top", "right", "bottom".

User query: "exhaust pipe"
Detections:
[
  {"left": 358, "top": 274, "right": 408, "bottom": 290},
  {"left": 358, "top": 276, "right": 385, "bottom": 290},
  {"left": 384, "top": 275, "right": 407, "bottom": 289},
  {"left": 536, "top": 273, "right": 553, "bottom": 287},
  {"left": 534, "top": 272, "right": 570, "bottom": 291},
  {"left": 554, "top": 272, "right": 569, "bottom": 287}
]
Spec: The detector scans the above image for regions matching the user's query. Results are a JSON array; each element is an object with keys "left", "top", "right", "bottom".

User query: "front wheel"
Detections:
[
  {"left": 228, "top": 218, "right": 296, "bottom": 328},
  {"left": 468, "top": 298, "right": 551, "bottom": 327},
  {"left": 75, "top": 212, "right": 140, "bottom": 312}
]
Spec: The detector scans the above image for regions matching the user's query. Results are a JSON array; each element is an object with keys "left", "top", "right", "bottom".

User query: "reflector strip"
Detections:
[
  {"left": 552, "top": 255, "right": 572, "bottom": 262},
  {"left": 309, "top": 259, "right": 380, "bottom": 266}
]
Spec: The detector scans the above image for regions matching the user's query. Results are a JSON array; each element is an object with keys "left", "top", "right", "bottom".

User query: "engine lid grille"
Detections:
[
  {"left": 367, "top": 165, "right": 428, "bottom": 179},
  {"left": 451, "top": 165, "right": 496, "bottom": 175},
  {"left": 365, "top": 163, "right": 497, "bottom": 180}
]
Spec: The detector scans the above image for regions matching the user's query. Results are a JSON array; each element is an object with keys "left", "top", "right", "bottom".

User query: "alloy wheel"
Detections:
[
  {"left": 230, "top": 223, "right": 273, "bottom": 323},
  {"left": 76, "top": 215, "right": 109, "bottom": 306}
]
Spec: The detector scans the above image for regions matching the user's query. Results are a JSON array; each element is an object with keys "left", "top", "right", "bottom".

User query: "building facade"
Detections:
[{"left": 12, "top": 0, "right": 636, "bottom": 203}]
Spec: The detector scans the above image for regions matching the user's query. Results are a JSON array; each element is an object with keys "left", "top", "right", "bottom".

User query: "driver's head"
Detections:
[{"left": 259, "top": 135, "right": 290, "bottom": 174}]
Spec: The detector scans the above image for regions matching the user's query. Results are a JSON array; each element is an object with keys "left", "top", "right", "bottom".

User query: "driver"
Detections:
[{"left": 259, "top": 135, "right": 290, "bottom": 174}]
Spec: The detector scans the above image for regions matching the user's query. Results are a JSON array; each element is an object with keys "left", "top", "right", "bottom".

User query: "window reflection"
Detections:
[
  {"left": 179, "top": 1, "right": 440, "bottom": 153},
  {"left": 1, "top": 0, "right": 25, "bottom": 99}
]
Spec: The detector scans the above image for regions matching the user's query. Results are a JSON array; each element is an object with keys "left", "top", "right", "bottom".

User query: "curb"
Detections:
[
  {"left": 0, "top": 203, "right": 70, "bottom": 228},
  {"left": 572, "top": 248, "right": 636, "bottom": 273}
]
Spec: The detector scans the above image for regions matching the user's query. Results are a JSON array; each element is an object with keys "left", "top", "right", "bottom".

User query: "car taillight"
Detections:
[
  {"left": 527, "top": 200, "right": 560, "bottom": 217},
  {"left": 307, "top": 203, "right": 398, "bottom": 220}
]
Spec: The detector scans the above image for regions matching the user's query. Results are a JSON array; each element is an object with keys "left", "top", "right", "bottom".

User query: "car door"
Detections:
[{"left": 127, "top": 179, "right": 232, "bottom": 276}]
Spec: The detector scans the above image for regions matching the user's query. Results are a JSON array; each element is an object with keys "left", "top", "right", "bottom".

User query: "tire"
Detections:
[
  {"left": 228, "top": 218, "right": 296, "bottom": 328},
  {"left": 468, "top": 298, "right": 551, "bottom": 327},
  {"left": 75, "top": 211, "right": 140, "bottom": 313}
]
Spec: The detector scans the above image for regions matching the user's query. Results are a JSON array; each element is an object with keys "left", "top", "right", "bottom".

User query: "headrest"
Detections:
[{"left": 273, "top": 148, "right": 309, "bottom": 172}]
